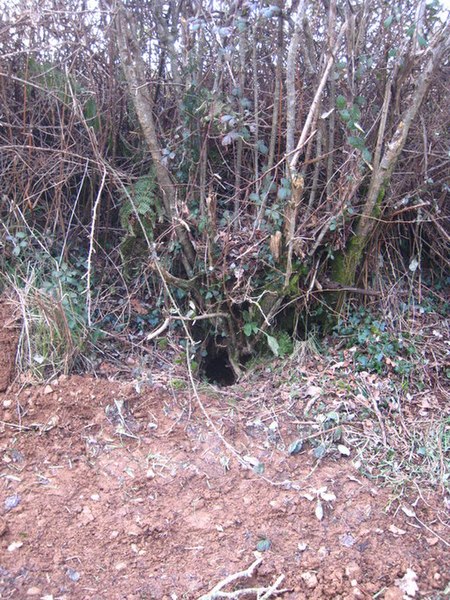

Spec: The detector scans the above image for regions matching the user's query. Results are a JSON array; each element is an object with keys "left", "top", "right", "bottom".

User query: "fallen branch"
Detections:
[{"left": 197, "top": 557, "right": 289, "bottom": 599}]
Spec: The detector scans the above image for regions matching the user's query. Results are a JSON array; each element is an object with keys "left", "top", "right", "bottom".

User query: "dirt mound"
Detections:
[
  {"left": 0, "top": 299, "right": 19, "bottom": 392},
  {"left": 0, "top": 374, "right": 448, "bottom": 599}
]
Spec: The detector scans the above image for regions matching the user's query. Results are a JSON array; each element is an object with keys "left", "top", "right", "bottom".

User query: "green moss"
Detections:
[{"left": 332, "top": 234, "right": 366, "bottom": 286}]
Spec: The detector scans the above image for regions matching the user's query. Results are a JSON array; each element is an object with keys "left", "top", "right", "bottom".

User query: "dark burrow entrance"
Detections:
[{"left": 201, "top": 348, "right": 236, "bottom": 387}]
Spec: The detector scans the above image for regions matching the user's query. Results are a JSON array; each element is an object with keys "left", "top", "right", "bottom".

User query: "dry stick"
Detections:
[
  {"left": 284, "top": 20, "right": 348, "bottom": 285},
  {"left": 289, "top": 20, "right": 349, "bottom": 174},
  {"left": 198, "top": 557, "right": 289, "bottom": 600},
  {"left": 86, "top": 167, "right": 107, "bottom": 328}
]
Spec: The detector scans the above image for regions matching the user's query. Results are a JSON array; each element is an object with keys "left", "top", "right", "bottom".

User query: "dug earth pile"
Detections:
[
  {"left": 0, "top": 370, "right": 448, "bottom": 599},
  {"left": 0, "top": 300, "right": 18, "bottom": 392}
]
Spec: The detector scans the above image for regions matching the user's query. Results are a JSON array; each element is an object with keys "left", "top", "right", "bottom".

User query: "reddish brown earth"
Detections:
[
  {"left": 0, "top": 300, "right": 19, "bottom": 392},
  {"left": 0, "top": 322, "right": 449, "bottom": 598}
]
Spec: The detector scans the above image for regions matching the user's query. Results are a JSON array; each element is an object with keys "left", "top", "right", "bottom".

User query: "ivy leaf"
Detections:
[
  {"left": 267, "top": 335, "right": 280, "bottom": 357},
  {"left": 349, "top": 105, "right": 361, "bottom": 122},
  {"left": 277, "top": 187, "right": 290, "bottom": 201},
  {"left": 244, "top": 323, "right": 254, "bottom": 337},
  {"left": 256, "top": 538, "right": 271, "bottom": 552},
  {"left": 384, "top": 15, "right": 394, "bottom": 29},
  {"left": 362, "top": 147, "right": 372, "bottom": 163},
  {"left": 417, "top": 35, "right": 428, "bottom": 47},
  {"left": 336, "top": 95, "right": 347, "bottom": 109},
  {"left": 257, "top": 140, "right": 269, "bottom": 155},
  {"left": 314, "top": 444, "right": 327, "bottom": 460},
  {"left": 288, "top": 439, "right": 304, "bottom": 455},
  {"left": 348, "top": 135, "right": 365, "bottom": 150}
]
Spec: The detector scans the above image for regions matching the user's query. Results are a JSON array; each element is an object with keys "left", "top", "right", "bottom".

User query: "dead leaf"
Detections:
[
  {"left": 401, "top": 505, "right": 416, "bottom": 519},
  {"left": 315, "top": 499, "right": 324, "bottom": 521},
  {"left": 395, "top": 568, "right": 419, "bottom": 597},
  {"left": 389, "top": 524, "right": 406, "bottom": 535}
]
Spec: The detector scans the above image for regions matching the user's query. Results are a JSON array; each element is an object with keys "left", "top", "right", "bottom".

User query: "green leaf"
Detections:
[
  {"left": 384, "top": 15, "right": 394, "bottom": 29},
  {"left": 349, "top": 105, "right": 361, "bottom": 122},
  {"left": 417, "top": 35, "right": 428, "bottom": 48},
  {"left": 249, "top": 192, "right": 260, "bottom": 203},
  {"left": 313, "top": 444, "right": 327, "bottom": 459},
  {"left": 267, "top": 335, "right": 279, "bottom": 357},
  {"left": 277, "top": 187, "right": 290, "bottom": 201},
  {"left": 336, "top": 95, "right": 347, "bottom": 110},
  {"left": 348, "top": 135, "right": 365, "bottom": 150},
  {"left": 256, "top": 538, "right": 271, "bottom": 552},
  {"left": 288, "top": 439, "right": 304, "bottom": 455},
  {"left": 340, "top": 109, "right": 351, "bottom": 121},
  {"left": 244, "top": 323, "right": 254, "bottom": 337},
  {"left": 362, "top": 147, "right": 372, "bottom": 163},
  {"left": 257, "top": 140, "right": 269, "bottom": 155}
]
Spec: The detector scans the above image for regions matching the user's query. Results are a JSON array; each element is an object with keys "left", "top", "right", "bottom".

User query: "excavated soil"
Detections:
[
  {"left": 0, "top": 318, "right": 449, "bottom": 599},
  {"left": 0, "top": 300, "right": 18, "bottom": 392}
]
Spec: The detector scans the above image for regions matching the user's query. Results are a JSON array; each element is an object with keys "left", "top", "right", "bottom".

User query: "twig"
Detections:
[
  {"left": 198, "top": 557, "right": 289, "bottom": 600},
  {"left": 86, "top": 167, "right": 107, "bottom": 327}
]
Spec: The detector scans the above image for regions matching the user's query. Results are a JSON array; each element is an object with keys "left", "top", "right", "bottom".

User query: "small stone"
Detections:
[
  {"left": 26, "top": 587, "right": 41, "bottom": 596},
  {"left": 90, "top": 494, "right": 100, "bottom": 502},
  {"left": 44, "top": 385, "right": 53, "bottom": 395},
  {"left": 301, "top": 571, "right": 318, "bottom": 589},
  {"left": 2, "top": 399, "right": 12, "bottom": 408},
  {"left": 79, "top": 506, "right": 94, "bottom": 525},
  {"left": 7, "top": 541, "right": 23, "bottom": 552},
  {"left": 345, "top": 562, "right": 362, "bottom": 581},
  {"left": 5, "top": 494, "right": 21, "bottom": 511},
  {"left": 127, "top": 524, "right": 142, "bottom": 536},
  {"left": 383, "top": 587, "right": 404, "bottom": 600},
  {"left": 110, "top": 530, "right": 119, "bottom": 539},
  {"left": 66, "top": 567, "right": 80, "bottom": 582},
  {"left": 115, "top": 562, "right": 127, "bottom": 571},
  {"left": 426, "top": 537, "right": 438, "bottom": 546}
]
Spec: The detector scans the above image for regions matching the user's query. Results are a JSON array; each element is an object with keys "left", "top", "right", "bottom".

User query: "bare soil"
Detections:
[
  {"left": 0, "top": 326, "right": 449, "bottom": 599},
  {"left": 0, "top": 300, "right": 18, "bottom": 392}
]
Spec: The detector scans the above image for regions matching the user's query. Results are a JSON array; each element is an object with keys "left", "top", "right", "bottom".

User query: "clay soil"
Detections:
[{"left": 0, "top": 327, "right": 449, "bottom": 599}]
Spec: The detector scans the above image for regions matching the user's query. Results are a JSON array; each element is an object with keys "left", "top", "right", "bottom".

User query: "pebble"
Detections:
[
  {"left": 301, "top": 571, "right": 318, "bottom": 589},
  {"left": 115, "top": 562, "right": 127, "bottom": 571},
  {"left": 7, "top": 541, "right": 23, "bottom": 552},
  {"left": 2, "top": 399, "right": 12, "bottom": 408},
  {"left": 90, "top": 494, "right": 100, "bottom": 502},
  {"left": 127, "top": 524, "right": 142, "bottom": 536},
  {"left": 4, "top": 494, "right": 21, "bottom": 511},
  {"left": 383, "top": 587, "right": 404, "bottom": 600},
  {"left": 44, "top": 385, "right": 53, "bottom": 395},
  {"left": 26, "top": 587, "right": 41, "bottom": 596},
  {"left": 66, "top": 567, "right": 80, "bottom": 582}
]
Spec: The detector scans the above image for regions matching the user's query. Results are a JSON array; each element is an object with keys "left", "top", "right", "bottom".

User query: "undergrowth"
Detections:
[{"left": 2, "top": 228, "right": 93, "bottom": 379}]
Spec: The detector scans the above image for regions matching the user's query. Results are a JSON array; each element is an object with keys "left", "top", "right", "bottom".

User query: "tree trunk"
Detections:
[{"left": 113, "top": 1, "right": 196, "bottom": 276}]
